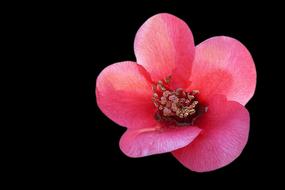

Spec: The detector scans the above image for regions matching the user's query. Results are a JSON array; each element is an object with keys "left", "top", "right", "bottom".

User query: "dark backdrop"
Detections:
[{"left": 45, "top": 0, "right": 282, "bottom": 187}]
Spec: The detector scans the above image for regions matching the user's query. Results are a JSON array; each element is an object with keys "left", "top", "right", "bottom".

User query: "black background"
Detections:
[{"left": 40, "top": 0, "right": 282, "bottom": 187}]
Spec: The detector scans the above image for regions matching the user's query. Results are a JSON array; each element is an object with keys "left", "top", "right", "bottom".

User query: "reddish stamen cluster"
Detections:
[{"left": 152, "top": 76, "right": 204, "bottom": 125}]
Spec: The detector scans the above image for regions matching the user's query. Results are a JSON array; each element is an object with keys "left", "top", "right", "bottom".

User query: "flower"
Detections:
[{"left": 96, "top": 13, "right": 256, "bottom": 172}]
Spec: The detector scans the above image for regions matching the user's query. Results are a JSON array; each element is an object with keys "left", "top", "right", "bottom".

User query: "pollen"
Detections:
[{"left": 152, "top": 76, "right": 206, "bottom": 125}]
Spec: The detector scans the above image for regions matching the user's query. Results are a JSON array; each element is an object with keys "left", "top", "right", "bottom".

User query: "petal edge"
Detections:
[
  {"left": 172, "top": 95, "right": 250, "bottom": 172},
  {"left": 189, "top": 36, "right": 256, "bottom": 105},
  {"left": 120, "top": 125, "right": 201, "bottom": 158},
  {"left": 96, "top": 61, "right": 156, "bottom": 129},
  {"left": 134, "top": 13, "right": 195, "bottom": 88}
]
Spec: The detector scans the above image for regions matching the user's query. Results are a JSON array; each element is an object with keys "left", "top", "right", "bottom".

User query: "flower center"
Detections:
[{"left": 152, "top": 76, "right": 207, "bottom": 126}]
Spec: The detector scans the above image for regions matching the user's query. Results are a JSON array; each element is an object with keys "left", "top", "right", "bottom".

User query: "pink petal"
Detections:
[
  {"left": 172, "top": 95, "right": 250, "bottom": 172},
  {"left": 189, "top": 36, "right": 256, "bottom": 105},
  {"left": 96, "top": 61, "right": 157, "bottom": 129},
  {"left": 120, "top": 125, "right": 201, "bottom": 158},
  {"left": 134, "top": 13, "right": 195, "bottom": 88}
]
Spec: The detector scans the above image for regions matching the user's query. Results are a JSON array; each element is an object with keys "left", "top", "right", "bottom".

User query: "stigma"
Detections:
[{"left": 152, "top": 76, "right": 206, "bottom": 126}]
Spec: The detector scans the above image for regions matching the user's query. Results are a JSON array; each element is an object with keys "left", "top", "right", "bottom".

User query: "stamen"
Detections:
[
  {"left": 152, "top": 76, "right": 206, "bottom": 126},
  {"left": 163, "top": 107, "right": 172, "bottom": 116},
  {"left": 166, "top": 101, "right": 172, "bottom": 108},
  {"left": 176, "top": 88, "right": 183, "bottom": 93},
  {"left": 157, "top": 80, "right": 166, "bottom": 91},
  {"left": 160, "top": 97, "right": 167, "bottom": 105},
  {"left": 192, "top": 90, "right": 199, "bottom": 95},
  {"left": 152, "top": 84, "right": 157, "bottom": 92},
  {"left": 163, "top": 90, "right": 171, "bottom": 97},
  {"left": 169, "top": 95, "right": 178, "bottom": 102},
  {"left": 187, "top": 93, "right": 195, "bottom": 100},
  {"left": 153, "top": 93, "right": 158, "bottom": 98},
  {"left": 164, "top": 75, "right": 172, "bottom": 84},
  {"left": 171, "top": 103, "right": 178, "bottom": 112}
]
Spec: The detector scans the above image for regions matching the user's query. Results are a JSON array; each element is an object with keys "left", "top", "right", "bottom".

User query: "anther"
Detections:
[
  {"left": 157, "top": 81, "right": 166, "bottom": 91},
  {"left": 169, "top": 95, "right": 178, "bottom": 102},
  {"left": 153, "top": 93, "right": 158, "bottom": 98},
  {"left": 163, "top": 90, "right": 171, "bottom": 97},
  {"left": 192, "top": 90, "right": 199, "bottom": 95},
  {"left": 163, "top": 107, "right": 172, "bottom": 116},
  {"left": 152, "top": 84, "right": 157, "bottom": 92},
  {"left": 164, "top": 75, "right": 172, "bottom": 84},
  {"left": 160, "top": 97, "right": 167, "bottom": 105}
]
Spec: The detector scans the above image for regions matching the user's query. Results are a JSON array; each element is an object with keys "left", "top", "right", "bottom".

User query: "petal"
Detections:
[
  {"left": 120, "top": 125, "right": 201, "bottom": 158},
  {"left": 172, "top": 95, "right": 250, "bottom": 172},
  {"left": 189, "top": 36, "right": 256, "bottom": 105},
  {"left": 134, "top": 13, "right": 195, "bottom": 88},
  {"left": 96, "top": 61, "right": 157, "bottom": 129}
]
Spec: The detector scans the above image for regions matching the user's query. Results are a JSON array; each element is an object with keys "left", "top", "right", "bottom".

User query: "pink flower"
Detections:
[{"left": 96, "top": 13, "right": 256, "bottom": 172}]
